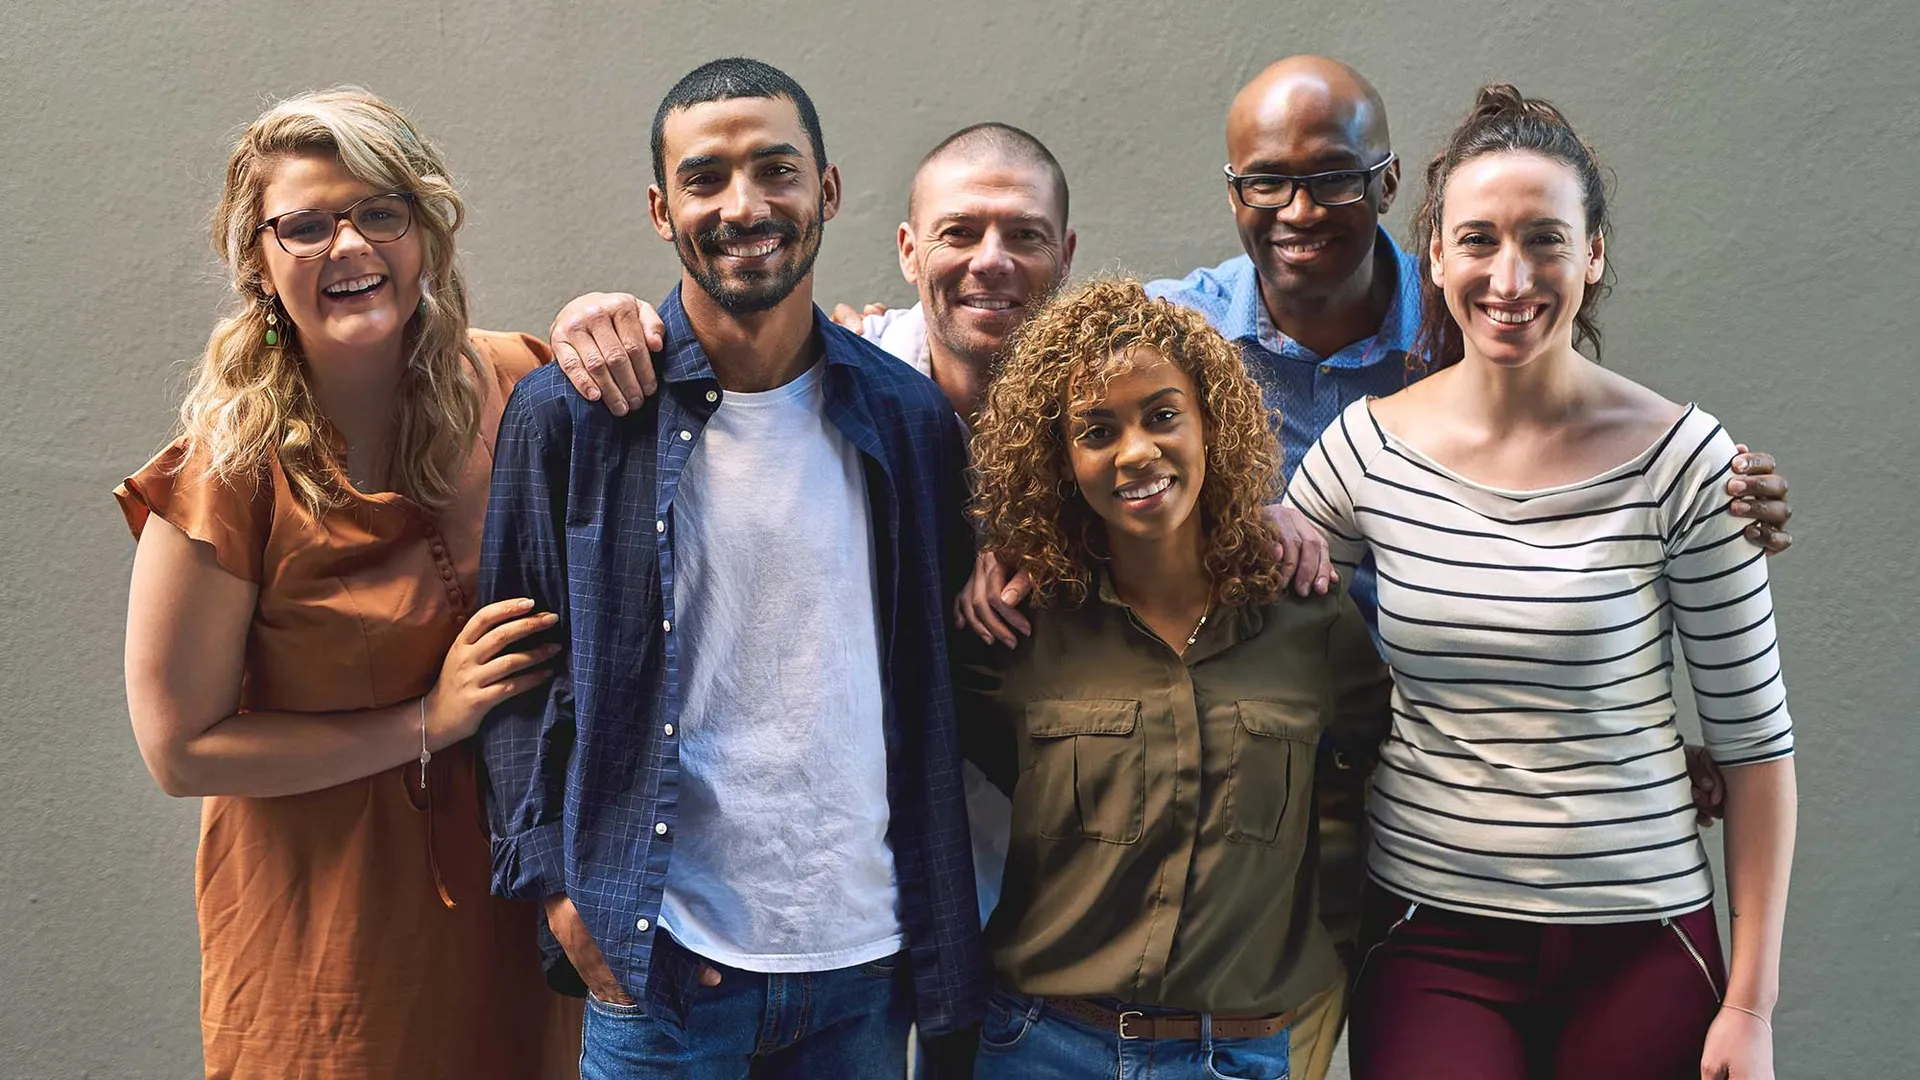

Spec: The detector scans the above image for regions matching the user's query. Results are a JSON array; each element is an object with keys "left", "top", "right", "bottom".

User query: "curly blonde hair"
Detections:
[
  {"left": 178, "top": 87, "right": 480, "bottom": 518},
  {"left": 970, "top": 277, "right": 1284, "bottom": 608}
]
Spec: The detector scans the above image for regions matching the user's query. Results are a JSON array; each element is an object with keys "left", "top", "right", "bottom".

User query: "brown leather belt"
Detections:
[{"left": 1043, "top": 996, "right": 1295, "bottom": 1041}]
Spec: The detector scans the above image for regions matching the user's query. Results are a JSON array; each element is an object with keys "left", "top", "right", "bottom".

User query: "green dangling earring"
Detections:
[{"left": 264, "top": 301, "right": 280, "bottom": 347}]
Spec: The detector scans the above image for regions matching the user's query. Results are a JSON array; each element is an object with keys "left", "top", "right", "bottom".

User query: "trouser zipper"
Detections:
[
  {"left": 1352, "top": 900, "right": 1419, "bottom": 992},
  {"left": 1661, "top": 916, "right": 1720, "bottom": 1003}
]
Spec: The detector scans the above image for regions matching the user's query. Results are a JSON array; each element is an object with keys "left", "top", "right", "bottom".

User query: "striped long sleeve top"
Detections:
[{"left": 1284, "top": 399, "right": 1794, "bottom": 922}]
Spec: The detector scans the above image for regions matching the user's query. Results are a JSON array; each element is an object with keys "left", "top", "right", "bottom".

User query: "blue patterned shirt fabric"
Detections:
[
  {"left": 1147, "top": 227, "right": 1426, "bottom": 634},
  {"left": 476, "top": 286, "right": 987, "bottom": 1035}
]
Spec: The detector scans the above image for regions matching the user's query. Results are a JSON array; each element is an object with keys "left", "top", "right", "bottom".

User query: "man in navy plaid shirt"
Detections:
[{"left": 477, "top": 58, "right": 985, "bottom": 1078}]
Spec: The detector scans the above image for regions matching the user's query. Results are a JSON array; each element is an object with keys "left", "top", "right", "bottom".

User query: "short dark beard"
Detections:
[{"left": 672, "top": 210, "right": 822, "bottom": 315}]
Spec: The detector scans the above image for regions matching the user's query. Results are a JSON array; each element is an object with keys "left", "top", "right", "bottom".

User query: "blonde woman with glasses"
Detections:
[{"left": 117, "top": 89, "right": 581, "bottom": 1078}]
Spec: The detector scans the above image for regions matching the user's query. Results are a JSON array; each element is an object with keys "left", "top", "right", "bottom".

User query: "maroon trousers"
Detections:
[{"left": 1347, "top": 883, "right": 1727, "bottom": 1080}]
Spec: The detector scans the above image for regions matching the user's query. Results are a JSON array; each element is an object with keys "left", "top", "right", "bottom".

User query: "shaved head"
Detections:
[
  {"left": 1229, "top": 56, "right": 1390, "bottom": 164},
  {"left": 1223, "top": 55, "right": 1400, "bottom": 321},
  {"left": 909, "top": 122, "right": 1069, "bottom": 227}
]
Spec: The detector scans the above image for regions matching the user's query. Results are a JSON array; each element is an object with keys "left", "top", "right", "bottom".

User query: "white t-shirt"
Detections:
[{"left": 659, "top": 361, "right": 904, "bottom": 971}]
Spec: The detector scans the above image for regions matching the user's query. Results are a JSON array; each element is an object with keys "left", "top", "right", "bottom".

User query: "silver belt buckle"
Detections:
[{"left": 1118, "top": 1009, "right": 1145, "bottom": 1040}]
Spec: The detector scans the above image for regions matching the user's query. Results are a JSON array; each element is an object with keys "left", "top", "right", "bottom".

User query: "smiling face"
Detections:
[
  {"left": 1066, "top": 348, "right": 1209, "bottom": 552},
  {"left": 649, "top": 95, "right": 840, "bottom": 315},
  {"left": 1226, "top": 77, "right": 1396, "bottom": 308},
  {"left": 256, "top": 152, "right": 424, "bottom": 361},
  {"left": 901, "top": 156, "right": 1074, "bottom": 368},
  {"left": 1429, "top": 150, "right": 1604, "bottom": 368}
]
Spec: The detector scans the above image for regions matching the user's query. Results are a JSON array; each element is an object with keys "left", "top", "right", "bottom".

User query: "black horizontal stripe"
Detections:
[
  {"left": 1678, "top": 610, "right": 1772, "bottom": 643},
  {"left": 1381, "top": 599, "right": 1666, "bottom": 639},
  {"left": 1716, "top": 745, "right": 1795, "bottom": 767},
  {"left": 1369, "top": 815, "right": 1703, "bottom": 862},
  {"left": 1287, "top": 495, "right": 1360, "bottom": 544},
  {"left": 1397, "top": 659, "right": 1673, "bottom": 693},
  {"left": 1683, "top": 639, "right": 1778, "bottom": 672},
  {"left": 1679, "top": 526, "right": 1745, "bottom": 558},
  {"left": 1359, "top": 503, "right": 1663, "bottom": 549},
  {"left": 1672, "top": 579, "right": 1769, "bottom": 614},
  {"left": 1697, "top": 699, "right": 1786, "bottom": 727},
  {"left": 1381, "top": 626, "right": 1664, "bottom": 666},
  {"left": 1396, "top": 689, "right": 1674, "bottom": 717},
  {"left": 1368, "top": 534, "right": 1665, "bottom": 574},
  {"left": 1376, "top": 566, "right": 1657, "bottom": 605},
  {"left": 1387, "top": 731, "right": 1683, "bottom": 773},
  {"left": 1692, "top": 668, "right": 1783, "bottom": 699},
  {"left": 1667, "top": 548, "right": 1764, "bottom": 585},
  {"left": 1653, "top": 422, "right": 1724, "bottom": 513},
  {"left": 1393, "top": 709, "right": 1676, "bottom": 746},
  {"left": 1372, "top": 833, "right": 1710, "bottom": 890},
  {"left": 1366, "top": 468, "right": 1658, "bottom": 524},
  {"left": 1369, "top": 784, "right": 1697, "bottom": 829},
  {"left": 1378, "top": 757, "right": 1688, "bottom": 798},
  {"left": 1366, "top": 872, "right": 1714, "bottom": 921}
]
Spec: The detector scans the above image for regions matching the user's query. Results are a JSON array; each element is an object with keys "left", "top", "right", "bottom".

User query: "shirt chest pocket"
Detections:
[
  {"left": 1224, "top": 699, "right": 1318, "bottom": 847},
  {"left": 1024, "top": 698, "right": 1145, "bottom": 845}
]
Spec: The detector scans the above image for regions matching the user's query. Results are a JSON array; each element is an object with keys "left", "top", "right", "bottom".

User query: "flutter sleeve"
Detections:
[{"left": 114, "top": 439, "right": 271, "bottom": 582}]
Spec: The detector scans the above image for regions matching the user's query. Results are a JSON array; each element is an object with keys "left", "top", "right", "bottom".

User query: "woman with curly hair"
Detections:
[
  {"left": 1286, "top": 84, "right": 1796, "bottom": 1080},
  {"left": 960, "top": 276, "right": 1390, "bottom": 1079},
  {"left": 116, "top": 89, "right": 582, "bottom": 1077}
]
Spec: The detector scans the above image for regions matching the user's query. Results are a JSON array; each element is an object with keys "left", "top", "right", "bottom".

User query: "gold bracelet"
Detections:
[
  {"left": 417, "top": 697, "right": 431, "bottom": 791},
  {"left": 1721, "top": 1002, "right": 1773, "bottom": 1032}
]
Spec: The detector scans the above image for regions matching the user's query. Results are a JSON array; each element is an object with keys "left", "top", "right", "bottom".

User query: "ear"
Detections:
[
  {"left": 1428, "top": 226, "right": 1446, "bottom": 288},
  {"left": 897, "top": 221, "right": 918, "bottom": 285},
  {"left": 1586, "top": 229, "right": 1606, "bottom": 284},
  {"left": 648, "top": 185, "right": 674, "bottom": 243},
  {"left": 1377, "top": 155, "right": 1402, "bottom": 215},
  {"left": 1059, "top": 226, "right": 1078, "bottom": 279},
  {"left": 819, "top": 163, "right": 842, "bottom": 224}
]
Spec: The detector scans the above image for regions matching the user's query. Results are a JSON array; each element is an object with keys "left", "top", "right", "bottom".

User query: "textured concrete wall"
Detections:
[{"left": 2, "top": 0, "right": 1914, "bottom": 1075}]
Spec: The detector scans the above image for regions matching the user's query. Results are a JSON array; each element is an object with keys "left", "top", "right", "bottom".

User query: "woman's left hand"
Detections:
[{"left": 1700, "top": 1005, "right": 1774, "bottom": 1080}]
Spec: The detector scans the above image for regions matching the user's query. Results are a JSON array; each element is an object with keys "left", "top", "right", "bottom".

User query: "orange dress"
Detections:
[{"left": 116, "top": 331, "right": 582, "bottom": 1080}]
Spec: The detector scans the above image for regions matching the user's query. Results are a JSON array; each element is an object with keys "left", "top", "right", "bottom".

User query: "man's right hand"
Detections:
[
  {"left": 955, "top": 549, "right": 1033, "bottom": 648},
  {"left": 544, "top": 893, "right": 634, "bottom": 1005},
  {"left": 549, "top": 292, "right": 666, "bottom": 417}
]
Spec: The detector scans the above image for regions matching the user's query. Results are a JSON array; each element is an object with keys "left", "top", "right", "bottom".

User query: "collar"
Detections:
[
  {"left": 655, "top": 284, "right": 865, "bottom": 387},
  {"left": 1221, "top": 227, "right": 1422, "bottom": 369}
]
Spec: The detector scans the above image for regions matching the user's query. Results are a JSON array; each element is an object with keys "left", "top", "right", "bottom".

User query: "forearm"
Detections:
[
  {"left": 1719, "top": 756, "right": 1797, "bottom": 1014},
  {"left": 147, "top": 700, "right": 422, "bottom": 799}
]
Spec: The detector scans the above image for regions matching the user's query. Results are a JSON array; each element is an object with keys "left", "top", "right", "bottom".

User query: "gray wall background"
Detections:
[{"left": 2, "top": 0, "right": 1914, "bottom": 1075}]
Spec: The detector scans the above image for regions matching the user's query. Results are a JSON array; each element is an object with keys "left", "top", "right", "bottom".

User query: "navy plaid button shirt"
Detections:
[
  {"left": 476, "top": 286, "right": 987, "bottom": 1035},
  {"left": 1147, "top": 227, "right": 1424, "bottom": 636}
]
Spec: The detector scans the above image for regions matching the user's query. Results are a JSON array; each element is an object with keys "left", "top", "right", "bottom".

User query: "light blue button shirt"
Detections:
[{"left": 1148, "top": 228, "right": 1427, "bottom": 638}]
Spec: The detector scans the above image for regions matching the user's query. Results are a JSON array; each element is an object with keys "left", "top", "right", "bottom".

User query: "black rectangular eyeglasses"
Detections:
[{"left": 1223, "top": 153, "right": 1396, "bottom": 209}]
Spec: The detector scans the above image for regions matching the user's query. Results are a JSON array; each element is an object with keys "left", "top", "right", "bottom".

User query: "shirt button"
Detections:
[
  {"left": 636, "top": 918, "right": 650, "bottom": 932},
  {"left": 655, "top": 822, "right": 668, "bottom": 836},
  {"left": 663, "top": 724, "right": 674, "bottom": 736},
  {"left": 1320, "top": 364, "right": 1332, "bottom": 373},
  {"left": 662, "top": 619, "right": 672, "bottom": 632},
  {"left": 656, "top": 519, "right": 666, "bottom": 533},
  {"left": 679, "top": 429, "right": 693, "bottom": 441},
  {"left": 705, "top": 390, "right": 719, "bottom": 403}
]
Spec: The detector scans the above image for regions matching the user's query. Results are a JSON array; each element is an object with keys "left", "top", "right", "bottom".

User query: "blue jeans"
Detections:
[
  {"left": 975, "top": 988, "right": 1292, "bottom": 1080},
  {"left": 580, "top": 951, "right": 911, "bottom": 1080}
]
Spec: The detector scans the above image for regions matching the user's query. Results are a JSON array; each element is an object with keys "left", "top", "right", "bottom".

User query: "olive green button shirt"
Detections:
[{"left": 958, "top": 575, "right": 1389, "bottom": 1014}]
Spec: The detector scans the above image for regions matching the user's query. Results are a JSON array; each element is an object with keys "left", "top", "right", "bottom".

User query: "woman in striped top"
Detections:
[{"left": 1286, "top": 84, "right": 1795, "bottom": 1080}]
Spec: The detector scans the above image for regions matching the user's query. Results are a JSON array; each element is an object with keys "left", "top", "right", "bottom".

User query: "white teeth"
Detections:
[
  {"left": 1484, "top": 305, "right": 1542, "bottom": 325},
  {"left": 721, "top": 239, "right": 780, "bottom": 257},
  {"left": 1278, "top": 238, "right": 1329, "bottom": 251},
  {"left": 1118, "top": 476, "right": 1173, "bottom": 500},
  {"left": 962, "top": 299, "right": 1015, "bottom": 310},
  {"left": 324, "top": 274, "right": 385, "bottom": 296}
]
